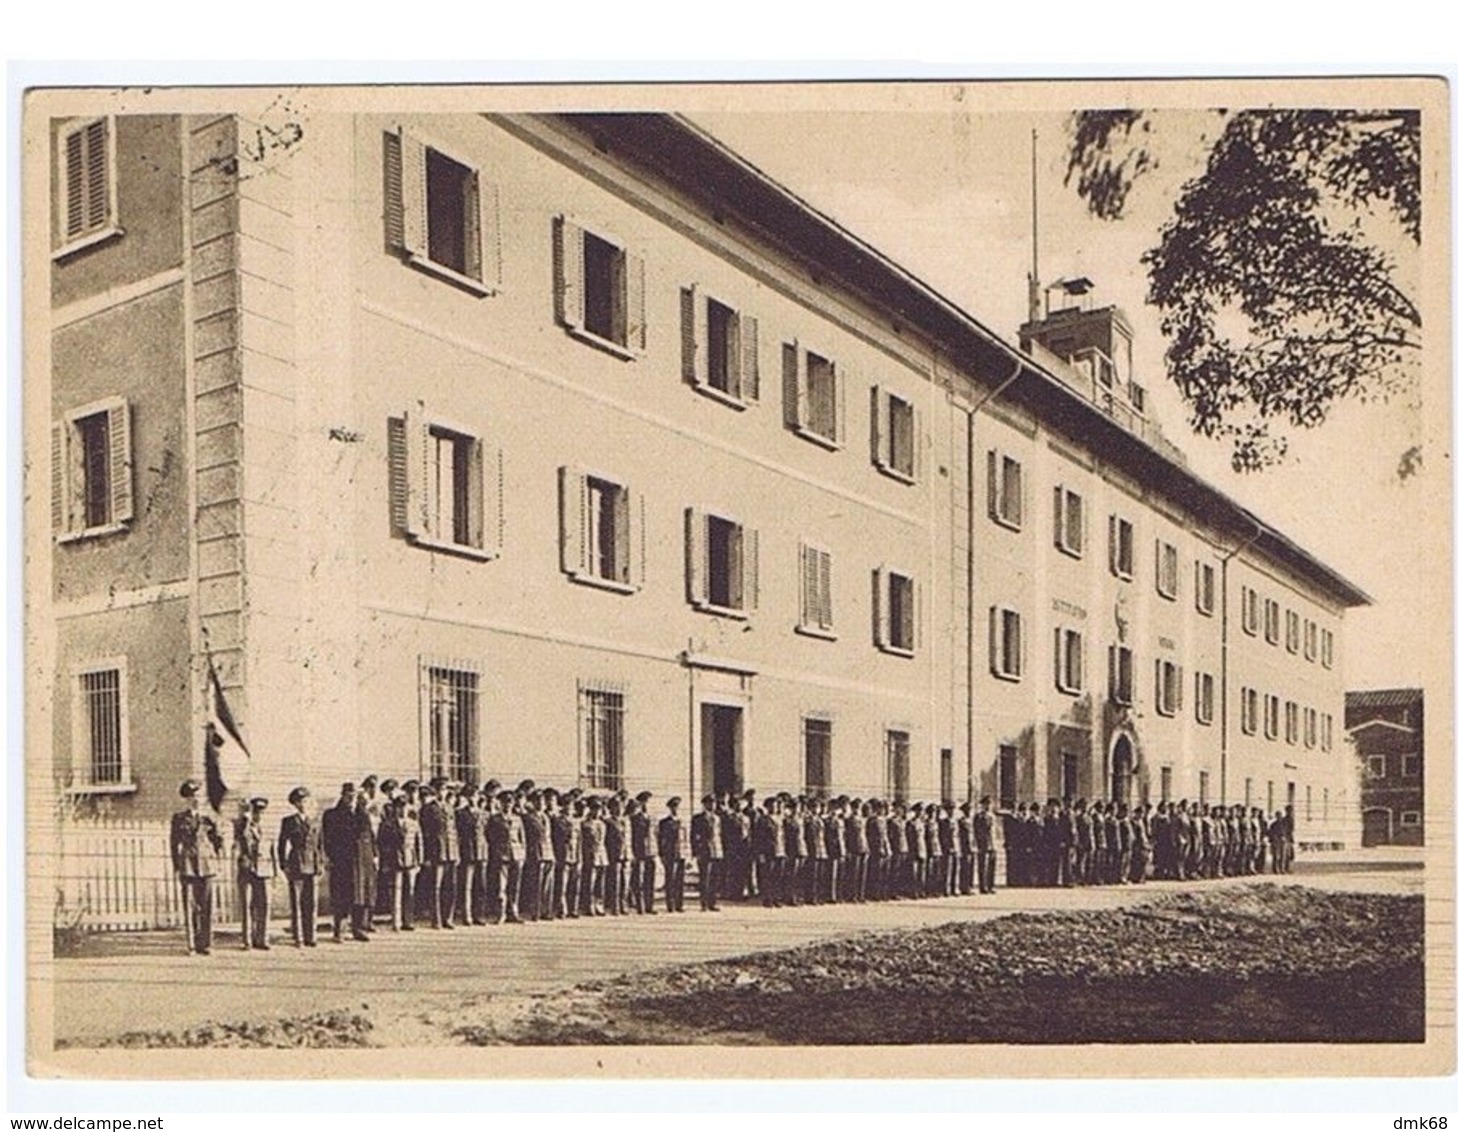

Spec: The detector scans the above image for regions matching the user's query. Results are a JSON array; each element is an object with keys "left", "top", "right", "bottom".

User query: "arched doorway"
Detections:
[{"left": 1110, "top": 734, "right": 1134, "bottom": 805}]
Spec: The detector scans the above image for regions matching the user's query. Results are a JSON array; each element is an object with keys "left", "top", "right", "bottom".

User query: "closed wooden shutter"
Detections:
[
  {"left": 742, "top": 526, "right": 759, "bottom": 613},
  {"left": 560, "top": 466, "right": 587, "bottom": 577},
  {"left": 990, "top": 608, "right": 1003, "bottom": 675},
  {"left": 84, "top": 120, "right": 107, "bottom": 233},
  {"left": 740, "top": 313, "right": 759, "bottom": 402},
  {"left": 64, "top": 119, "right": 109, "bottom": 240},
  {"left": 617, "top": 485, "right": 634, "bottom": 585},
  {"left": 873, "top": 567, "right": 887, "bottom": 649},
  {"left": 554, "top": 216, "right": 585, "bottom": 330},
  {"left": 408, "top": 408, "right": 430, "bottom": 539},
  {"left": 625, "top": 251, "right": 647, "bottom": 352},
  {"left": 635, "top": 490, "right": 647, "bottom": 589},
  {"left": 465, "top": 437, "right": 485, "bottom": 550},
  {"left": 833, "top": 363, "right": 847, "bottom": 445},
  {"left": 65, "top": 128, "right": 86, "bottom": 239},
  {"left": 988, "top": 450, "right": 1000, "bottom": 519},
  {"left": 107, "top": 399, "right": 133, "bottom": 524},
  {"left": 799, "top": 544, "right": 814, "bottom": 627},
  {"left": 818, "top": 548, "right": 832, "bottom": 629},
  {"left": 901, "top": 576, "right": 916, "bottom": 653}
]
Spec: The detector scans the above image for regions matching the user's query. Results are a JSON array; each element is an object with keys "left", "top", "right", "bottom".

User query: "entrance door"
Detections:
[
  {"left": 1363, "top": 807, "right": 1391, "bottom": 846},
  {"left": 701, "top": 703, "right": 743, "bottom": 797},
  {"left": 998, "top": 744, "right": 1019, "bottom": 807},
  {"left": 1111, "top": 735, "right": 1134, "bottom": 805},
  {"left": 1061, "top": 752, "right": 1079, "bottom": 801}
]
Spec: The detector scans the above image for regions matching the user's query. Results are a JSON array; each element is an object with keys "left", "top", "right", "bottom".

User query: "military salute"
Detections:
[{"left": 170, "top": 772, "right": 1296, "bottom": 954}]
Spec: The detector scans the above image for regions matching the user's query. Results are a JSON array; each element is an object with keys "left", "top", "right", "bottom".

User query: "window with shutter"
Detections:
[
  {"left": 1264, "top": 693, "right": 1280, "bottom": 739},
  {"left": 875, "top": 569, "right": 918, "bottom": 657},
  {"left": 53, "top": 397, "right": 133, "bottom": 542},
  {"left": 554, "top": 215, "right": 644, "bottom": 357},
  {"left": 558, "top": 466, "right": 639, "bottom": 593},
  {"left": 797, "top": 543, "right": 836, "bottom": 638},
  {"left": 1155, "top": 659, "right": 1183, "bottom": 717},
  {"left": 1109, "top": 515, "right": 1135, "bottom": 579},
  {"left": 1110, "top": 645, "right": 1135, "bottom": 706},
  {"left": 803, "top": 717, "right": 833, "bottom": 798},
  {"left": 682, "top": 287, "right": 759, "bottom": 408},
  {"left": 1195, "top": 671, "right": 1215, "bottom": 725},
  {"left": 56, "top": 117, "right": 119, "bottom": 256},
  {"left": 1055, "top": 627, "right": 1084, "bottom": 694},
  {"left": 872, "top": 387, "right": 917, "bottom": 482},
  {"left": 1286, "top": 701, "right": 1299, "bottom": 745},
  {"left": 1156, "top": 540, "right": 1179, "bottom": 600},
  {"left": 1241, "top": 586, "right": 1260, "bottom": 635},
  {"left": 989, "top": 606, "right": 1022, "bottom": 680},
  {"left": 988, "top": 451, "right": 1025, "bottom": 531},
  {"left": 1321, "top": 627, "right": 1334, "bottom": 669},
  {"left": 1264, "top": 598, "right": 1281, "bottom": 644},
  {"left": 1054, "top": 485, "right": 1085, "bottom": 557},
  {"left": 384, "top": 128, "right": 500, "bottom": 295},
  {"left": 1240, "top": 687, "right": 1258, "bottom": 735},
  {"left": 1195, "top": 560, "right": 1216, "bottom": 616},
  {"left": 388, "top": 409, "right": 500, "bottom": 561},
  {"left": 783, "top": 341, "right": 843, "bottom": 447},
  {"left": 687, "top": 508, "right": 754, "bottom": 617},
  {"left": 885, "top": 729, "right": 911, "bottom": 804}
]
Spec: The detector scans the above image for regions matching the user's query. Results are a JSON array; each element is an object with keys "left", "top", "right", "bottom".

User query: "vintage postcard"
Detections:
[{"left": 21, "top": 77, "right": 1452, "bottom": 1080}]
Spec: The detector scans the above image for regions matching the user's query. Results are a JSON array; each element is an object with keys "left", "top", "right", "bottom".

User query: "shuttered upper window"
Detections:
[
  {"left": 988, "top": 451, "right": 1025, "bottom": 531},
  {"left": 988, "top": 605, "right": 1023, "bottom": 680},
  {"left": 797, "top": 542, "right": 835, "bottom": 638},
  {"left": 681, "top": 286, "right": 759, "bottom": 407},
  {"left": 1109, "top": 515, "right": 1135, "bottom": 580},
  {"left": 1054, "top": 626, "right": 1084, "bottom": 694},
  {"left": 1054, "top": 485, "right": 1085, "bottom": 558},
  {"left": 876, "top": 568, "right": 919, "bottom": 657},
  {"left": 872, "top": 387, "right": 918, "bottom": 482},
  {"left": 686, "top": 507, "right": 758, "bottom": 617},
  {"left": 387, "top": 407, "right": 502, "bottom": 560},
  {"left": 559, "top": 467, "right": 643, "bottom": 593},
  {"left": 56, "top": 117, "right": 119, "bottom": 256},
  {"left": 384, "top": 128, "right": 501, "bottom": 295},
  {"left": 782, "top": 341, "right": 846, "bottom": 448},
  {"left": 52, "top": 397, "right": 133, "bottom": 542},
  {"left": 555, "top": 216, "right": 646, "bottom": 357}
]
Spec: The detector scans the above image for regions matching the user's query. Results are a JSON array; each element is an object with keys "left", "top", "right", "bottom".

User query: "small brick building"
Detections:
[{"left": 1347, "top": 688, "right": 1424, "bottom": 846}]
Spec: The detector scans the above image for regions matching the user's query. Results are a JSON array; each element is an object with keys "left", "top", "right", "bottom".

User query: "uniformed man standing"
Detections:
[
  {"left": 419, "top": 782, "right": 458, "bottom": 929},
  {"left": 658, "top": 796, "right": 690, "bottom": 913},
  {"left": 972, "top": 796, "right": 1000, "bottom": 894},
  {"left": 277, "top": 785, "right": 321, "bottom": 947},
  {"left": 234, "top": 796, "right": 276, "bottom": 949},
  {"left": 170, "top": 779, "right": 224, "bottom": 955},
  {"left": 486, "top": 789, "right": 526, "bottom": 923},
  {"left": 321, "top": 782, "right": 361, "bottom": 942},
  {"left": 690, "top": 795, "right": 724, "bottom": 911},
  {"left": 629, "top": 792, "right": 658, "bottom": 914}
]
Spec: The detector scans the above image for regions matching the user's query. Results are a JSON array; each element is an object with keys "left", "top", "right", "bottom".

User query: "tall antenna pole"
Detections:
[{"left": 1028, "top": 127, "right": 1042, "bottom": 323}]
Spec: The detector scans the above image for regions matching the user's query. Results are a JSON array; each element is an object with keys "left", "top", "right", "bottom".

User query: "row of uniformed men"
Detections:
[
  {"left": 169, "top": 777, "right": 1012, "bottom": 952},
  {"left": 998, "top": 798, "right": 1298, "bottom": 888}
]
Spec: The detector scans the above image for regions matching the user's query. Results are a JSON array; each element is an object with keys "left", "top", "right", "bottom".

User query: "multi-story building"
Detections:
[
  {"left": 38, "top": 106, "right": 1368, "bottom": 848},
  {"left": 1348, "top": 688, "right": 1425, "bottom": 846}
]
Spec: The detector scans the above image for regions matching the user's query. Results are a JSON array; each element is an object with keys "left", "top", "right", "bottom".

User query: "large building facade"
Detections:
[{"left": 40, "top": 107, "right": 1367, "bottom": 847}]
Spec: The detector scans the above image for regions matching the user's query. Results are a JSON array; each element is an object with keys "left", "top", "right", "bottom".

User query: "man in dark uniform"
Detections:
[
  {"left": 823, "top": 797, "right": 846, "bottom": 903},
  {"left": 418, "top": 782, "right": 458, "bottom": 928},
  {"left": 690, "top": 794, "right": 724, "bottom": 911},
  {"left": 453, "top": 784, "right": 483, "bottom": 925},
  {"left": 377, "top": 790, "right": 419, "bottom": 931},
  {"left": 278, "top": 785, "right": 321, "bottom": 946},
  {"left": 629, "top": 791, "right": 658, "bottom": 914},
  {"left": 170, "top": 779, "right": 224, "bottom": 955},
  {"left": 972, "top": 796, "right": 1000, "bottom": 894},
  {"left": 321, "top": 782, "right": 363, "bottom": 942}
]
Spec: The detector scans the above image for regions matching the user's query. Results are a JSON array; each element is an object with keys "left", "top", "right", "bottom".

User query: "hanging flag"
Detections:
[{"left": 204, "top": 656, "right": 252, "bottom": 813}]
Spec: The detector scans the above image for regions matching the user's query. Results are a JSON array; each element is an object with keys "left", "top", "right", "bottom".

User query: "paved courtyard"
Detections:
[{"left": 45, "top": 849, "right": 1424, "bottom": 1046}]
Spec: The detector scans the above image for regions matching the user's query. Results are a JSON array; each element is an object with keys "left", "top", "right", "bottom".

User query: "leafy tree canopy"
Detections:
[{"left": 1066, "top": 108, "right": 1420, "bottom": 472}]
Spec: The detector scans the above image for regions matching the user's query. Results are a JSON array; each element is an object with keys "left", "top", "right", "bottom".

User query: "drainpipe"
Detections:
[
  {"left": 1218, "top": 520, "right": 1265, "bottom": 807},
  {"left": 965, "top": 355, "right": 1028, "bottom": 802}
]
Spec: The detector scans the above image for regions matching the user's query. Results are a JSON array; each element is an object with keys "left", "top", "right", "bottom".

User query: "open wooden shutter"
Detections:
[
  {"left": 107, "top": 399, "right": 133, "bottom": 525},
  {"left": 464, "top": 437, "right": 487, "bottom": 552},
  {"left": 397, "top": 129, "right": 428, "bottom": 259},
  {"left": 870, "top": 386, "right": 886, "bottom": 469},
  {"left": 902, "top": 576, "right": 917, "bottom": 653},
  {"left": 1108, "top": 515, "right": 1119, "bottom": 576},
  {"left": 559, "top": 466, "right": 587, "bottom": 577},
  {"left": 64, "top": 128, "right": 86, "bottom": 240},
  {"left": 1004, "top": 457, "right": 1022, "bottom": 527},
  {"left": 680, "top": 286, "right": 702, "bottom": 386},
  {"left": 799, "top": 543, "right": 813, "bottom": 628},
  {"left": 51, "top": 422, "right": 67, "bottom": 533},
  {"left": 635, "top": 490, "right": 647, "bottom": 589},
  {"left": 782, "top": 342, "right": 803, "bottom": 429},
  {"left": 625, "top": 251, "right": 647, "bottom": 353},
  {"left": 987, "top": 450, "right": 1000, "bottom": 519},
  {"left": 1054, "top": 486, "right": 1065, "bottom": 548},
  {"left": 84, "top": 120, "right": 108, "bottom": 232},
  {"left": 617, "top": 485, "right": 634, "bottom": 586},
  {"left": 740, "top": 314, "right": 759, "bottom": 402},
  {"left": 990, "top": 608, "right": 1003, "bottom": 675},
  {"left": 834, "top": 363, "right": 848, "bottom": 445},
  {"left": 873, "top": 568, "right": 888, "bottom": 649},
  {"left": 410, "top": 408, "right": 432, "bottom": 540},
  {"left": 553, "top": 216, "right": 585, "bottom": 330},
  {"left": 818, "top": 548, "right": 833, "bottom": 629},
  {"left": 477, "top": 178, "right": 503, "bottom": 290},
  {"left": 387, "top": 416, "right": 410, "bottom": 537},
  {"left": 742, "top": 526, "right": 759, "bottom": 613},
  {"left": 685, "top": 508, "right": 708, "bottom": 607}
]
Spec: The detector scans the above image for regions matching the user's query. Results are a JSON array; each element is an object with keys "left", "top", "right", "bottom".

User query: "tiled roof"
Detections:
[{"left": 1346, "top": 688, "right": 1424, "bottom": 711}]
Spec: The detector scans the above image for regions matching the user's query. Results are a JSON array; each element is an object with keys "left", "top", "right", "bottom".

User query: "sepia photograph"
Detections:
[{"left": 19, "top": 77, "right": 1452, "bottom": 1080}]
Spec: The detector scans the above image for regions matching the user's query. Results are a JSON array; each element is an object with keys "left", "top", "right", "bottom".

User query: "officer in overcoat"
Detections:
[{"left": 170, "top": 779, "right": 224, "bottom": 955}]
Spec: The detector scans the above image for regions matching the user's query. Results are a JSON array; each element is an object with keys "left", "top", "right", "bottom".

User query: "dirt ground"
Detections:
[{"left": 69, "top": 882, "right": 1423, "bottom": 1048}]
